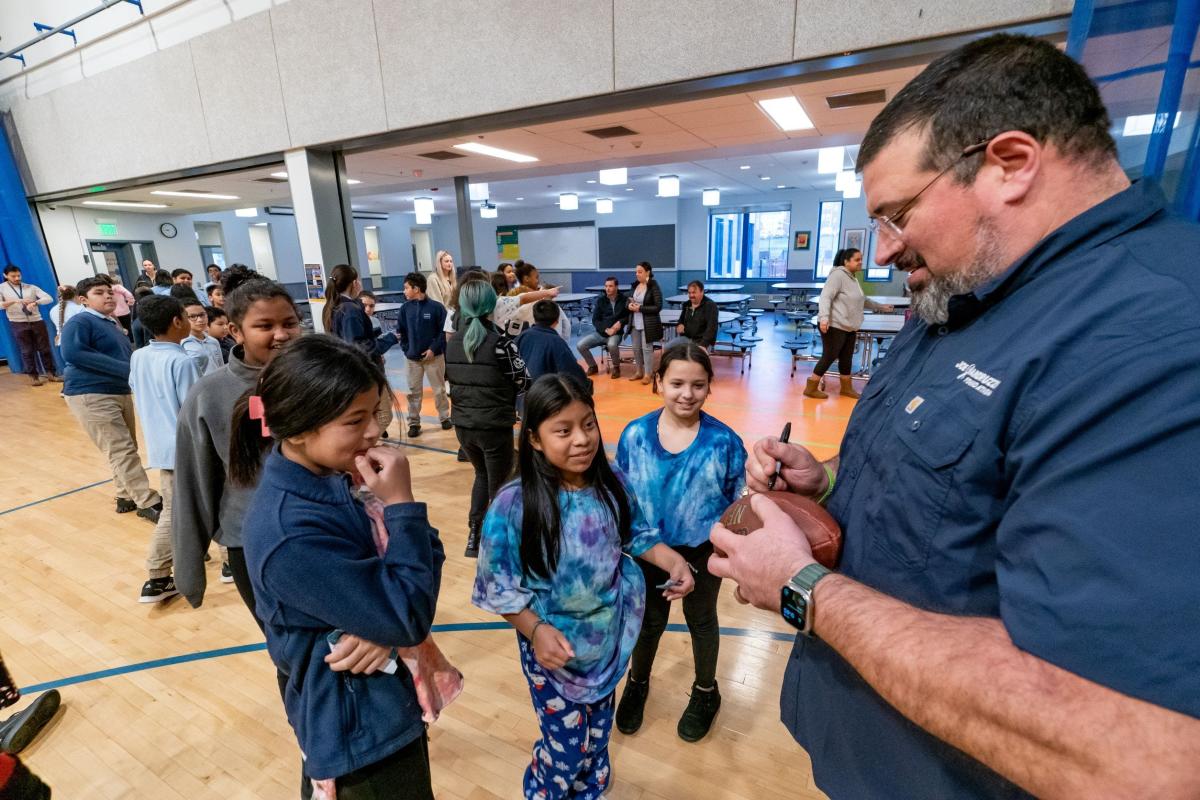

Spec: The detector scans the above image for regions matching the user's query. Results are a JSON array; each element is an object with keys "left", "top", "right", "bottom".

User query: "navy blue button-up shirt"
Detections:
[{"left": 781, "top": 181, "right": 1200, "bottom": 798}]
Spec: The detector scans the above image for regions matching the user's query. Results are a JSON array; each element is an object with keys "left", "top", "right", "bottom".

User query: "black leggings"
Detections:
[
  {"left": 814, "top": 326, "right": 857, "bottom": 377},
  {"left": 455, "top": 426, "right": 515, "bottom": 528},
  {"left": 337, "top": 733, "right": 434, "bottom": 799},
  {"left": 629, "top": 542, "right": 722, "bottom": 688}
]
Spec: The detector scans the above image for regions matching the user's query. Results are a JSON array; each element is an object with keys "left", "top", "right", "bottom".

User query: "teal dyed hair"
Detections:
[{"left": 458, "top": 279, "right": 498, "bottom": 362}]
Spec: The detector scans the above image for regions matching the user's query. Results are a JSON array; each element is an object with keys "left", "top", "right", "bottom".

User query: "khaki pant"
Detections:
[
  {"left": 377, "top": 384, "right": 396, "bottom": 434},
  {"left": 66, "top": 393, "right": 159, "bottom": 509},
  {"left": 148, "top": 470, "right": 174, "bottom": 578},
  {"left": 406, "top": 356, "right": 450, "bottom": 426}
]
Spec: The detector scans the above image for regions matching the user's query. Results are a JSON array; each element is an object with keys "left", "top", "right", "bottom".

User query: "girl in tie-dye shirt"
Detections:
[
  {"left": 472, "top": 374, "right": 695, "bottom": 800},
  {"left": 615, "top": 342, "right": 747, "bottom": 743}
]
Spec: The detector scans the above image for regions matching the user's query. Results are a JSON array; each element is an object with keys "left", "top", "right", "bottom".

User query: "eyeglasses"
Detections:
[
  {"left": 868, "top": 139, "right": 992, "bottom": 240},
  {"left": 186, "top": 312, "right": 208, "bottom": 320}
]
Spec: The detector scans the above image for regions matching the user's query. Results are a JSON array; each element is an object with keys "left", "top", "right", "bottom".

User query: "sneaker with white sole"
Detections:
[
  {"left": 139, "top": 577, "right": 178, "bottom": 604},
  {"left": 220, "top": 562, "right": 234, "bottom": 584}
]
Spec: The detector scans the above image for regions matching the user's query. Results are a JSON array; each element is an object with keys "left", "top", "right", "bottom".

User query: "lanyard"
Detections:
[{"left": 5, "top": 281, "right": 33, "bottom": 318}]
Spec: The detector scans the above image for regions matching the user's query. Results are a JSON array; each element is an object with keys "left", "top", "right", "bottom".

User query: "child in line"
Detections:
[
  {"left": 130, "top": 286, "right": 154, "bottom": 349},
  {"left": 515, "top": 300, "right": 589, "bottom": 388},
  {"left": 61, "top": 277, "right": 162, "bottom": 522},
  {"left": 54, "top": 285, "right": 85, "bottom": 346},
  {"left": 232, "top": 335, "right": 445, "bottom": 799},
  {"left": 206, "top": 283, "right": 225, "bottom": 309},
  {"left": 180, "top": 298, "right": 223, "bottom": 376},
  {"left": 614, "top": 342, "right": 747, "bottom": 742},
  {"left": 128, "top": 295, "right": 200, "bottom": 603},
  {"left": 473, "top": 374, "right": 695, "bottom": 799},
  {"left": 397, "top": 272, "right": 451, "bottom": 439},
  {"left": 325, "top": 264, "right": 399, "bottom": 438},
  {"left": 207, "top": 307, "right": 235, "bottom": 364}
]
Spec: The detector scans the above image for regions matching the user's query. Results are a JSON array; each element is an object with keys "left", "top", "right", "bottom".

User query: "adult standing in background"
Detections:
[
  {"left": 626, "top": 261, "right": 664, "bottom": 385},
  {"left": 710, "top": 34, "right": 1200, "bottom": 800},
  {"left": 426, "top": 249, "right": 457, "bottom": 308},
  {"left": 1, "top": 264, "right": 61, "bottom": 385},
  {"left": 676, "top": 280, "right": 719, "bottom": 349},
  {"left": 135, "top": 259, "right": 158, "bottom": 290},
  {"left": 203, "top": 264, "right": 222, "bottom": 289},
  {"left": 806, "top": 248, "right": 892, "bottom": 400}
]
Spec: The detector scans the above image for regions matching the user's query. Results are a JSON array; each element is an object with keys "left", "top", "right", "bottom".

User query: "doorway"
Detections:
[
  {"left": 411, "top": 228, "right": 433, "bottom": 274},
  {"left": 194, "top": 221, "right": 227, "bottom": 269},
  {"left": 248, "top": 223, "right": 278, "bottom": 279},
  {"left": 364, "top": 226, "right": 384, "bottom": 287},
  {"left": 87, "top": 240, "right": 158, "bottom": 289}
]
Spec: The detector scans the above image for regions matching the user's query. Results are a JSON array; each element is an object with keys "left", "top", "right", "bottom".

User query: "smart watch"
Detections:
[{"left": 781, "top": 563, "right": 833, "bottom": 636}]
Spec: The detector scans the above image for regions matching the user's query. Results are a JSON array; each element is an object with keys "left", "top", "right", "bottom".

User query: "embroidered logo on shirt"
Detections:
[
  {"left": 954, "top": 361, "right": 1002, "bottom": 397},
  {"left": 905, "top": 396, "right": 924, "bottom": 414}
]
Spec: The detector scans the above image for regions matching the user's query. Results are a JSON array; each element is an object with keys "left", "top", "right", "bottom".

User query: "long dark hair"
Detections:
[
  {"left": 322, "top": 264, "right": 358, "bottom": 331},
  {"left": 833, "top": 248, "right": 861, "bottom": 267},
  {"left": 228, "top": 335, "right": 386, "bottom": 486},
  {"left": 518, "top": 374, "right": 631, "bottom": 579}
]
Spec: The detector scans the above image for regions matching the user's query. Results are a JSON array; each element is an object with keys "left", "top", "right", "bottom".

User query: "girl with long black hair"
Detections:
[{"left": 471, "top": 374, "right": 694, "bottom": 799}]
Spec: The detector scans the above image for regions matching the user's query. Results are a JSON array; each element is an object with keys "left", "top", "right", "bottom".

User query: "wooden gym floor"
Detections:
[{"left": 0, "top": 321, "right": 856, "bottom": 799}]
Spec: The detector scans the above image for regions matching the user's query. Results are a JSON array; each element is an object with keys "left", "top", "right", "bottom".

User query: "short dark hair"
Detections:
[
  {"left": 171, "top": 268, "right": 193, "bottom": 279},
  {"left": 226, "top": 278, "right": 298, "bottom": 326},
  {"left": 404, "top": 272, "right": 427, "bottom": 293},
  {"left": 206, "top": 306, "right": 227, "bottom": 323},
  {"left": 857, "top": 34, "right": 1117, "bottom": 181},
  {"left": 134, "top": 286, "right": 154, "bottom": 299},
  {"left": 604, "top": 276, "right": 618, "bottom": 286},
  {"left": 138, "top": 295, "right": 185, "bottom": 336},
  {"left": 75, "top": 277, "right": 108, "bottom": 297},
  {"left": 3, "top": 264, "right": 19, "bottom": 275},
  {"left": 358, "top": 290, "right": 376, "bottom": 301},
  {"left": 170, "top": 284, "right": 198, "bottom": 301},
  {"left": 687, "top": 280, "right": 704, "bottom": 291},
  {"left": 206, "top": 263, "right": 221, "bottom": 274},
  {"left": 206, "top": 284, "right": 219, "bottom": 297},
  {"left": 532, "top": 299, "right": 560, "bottom": 327},
  {"left": 154, "top": 271, "right": 174, "bottom": 288},
  {"left": 179, "top": 295, "right": 204, "bottom": 311}
]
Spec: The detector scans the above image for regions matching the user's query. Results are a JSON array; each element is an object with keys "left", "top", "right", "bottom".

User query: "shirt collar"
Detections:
[
  {"left": 83, "top": 307, "right": 118, "bottom": 323},
  {"left": 945, "top": 180, "right": 1166, "bottom": 329}
]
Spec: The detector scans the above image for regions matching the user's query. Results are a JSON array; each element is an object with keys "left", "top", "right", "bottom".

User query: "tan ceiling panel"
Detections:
[
  {"left": 648, "top": 93, "right": 753, "bottom": 116},
  {"left": 657, "top": 104, "right": 767, "bottom": 129},
  {"left": 526, "top": 108, "right": 665, "bottom": 133}
]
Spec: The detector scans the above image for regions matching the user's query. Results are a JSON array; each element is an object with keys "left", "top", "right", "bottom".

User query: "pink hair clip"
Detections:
[{"left": 248, "top": 395, "right": 272, "bottom": 437}]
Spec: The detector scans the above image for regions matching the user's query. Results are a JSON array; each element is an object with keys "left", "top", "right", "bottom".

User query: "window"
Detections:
[
  {"left": 707, "top": 208, "right": 790, "bottom": 280},
  {"left": 814, "top": 200, "right": 843, "bottom": 279},
  {"left": 864, "top": 231, "right": 893, "bottom": 282}
]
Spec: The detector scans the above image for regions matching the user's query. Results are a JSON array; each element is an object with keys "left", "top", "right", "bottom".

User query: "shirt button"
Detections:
[
  {"left": 884, "top": 396, "right": 894, "bottom": 407},
  {"left": 911, "top": 420, "right": 922, "bottom": 431}
]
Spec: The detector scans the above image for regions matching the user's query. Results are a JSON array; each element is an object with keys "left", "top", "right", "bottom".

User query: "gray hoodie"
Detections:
[{"left": 171, "top": 346, "right": 262, "bottom": 607}]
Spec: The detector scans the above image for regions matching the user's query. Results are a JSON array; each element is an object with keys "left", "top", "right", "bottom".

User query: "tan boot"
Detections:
[
  {"left": 629, "top": 370, "right": 644, "bottom": 381},
  {"left": 29, "top": 375, "right": 45, "bottom": 387},
  {"left": 839, "top": 376, "right": 861, "bottom": 399},
  {"left": 641, "top": 374, "right": 653, "bottom": 385},
  {"left": 803, "top": 375, "right": 827, "bottom": 399}
]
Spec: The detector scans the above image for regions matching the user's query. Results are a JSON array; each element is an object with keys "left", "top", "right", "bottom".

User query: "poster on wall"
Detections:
[
  {"left": 496, "top": 228, "right": 519, "bottom": 261},
  {"left": 842, "top": 228, "right": 867, "bottom": 253},
  {"left": 305, "top": 264, "right": 325, "bottom": 300}
]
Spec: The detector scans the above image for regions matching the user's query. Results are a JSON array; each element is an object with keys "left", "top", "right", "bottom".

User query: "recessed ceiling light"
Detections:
[
  {"left": 516, "top": 196, "right": 525, "bottom": 201},
  {"left": 235, "top": 208, "right": 258, "bottom": 218},
  {"left": 586, "top": 179, "right": 597, "bottom": 184},
  {"left": 777, "top": 184, "right": 786, "bottom": 189},
  {"left": 595, "top": 198, "right": 613, "bottom": 214},
  {"left": 701, "top": 189, "right": 720, "bottom": 206},
  {"left": 739, "top": 165, "right": 751, "bottom": 170},
  {"left": 658, "top": 175, "right": 680, "bottom": 197},
  {"left": 82, "top": 200, "right": 170, "bottom": 208},
  {"left": 271, "top": 171, "right": 288, "bottom": 179},
  {"left": 756, "top": 96, "right": 814, "bottom": 131},
  {"left": 452, "top": 142, "right": 538, "bottom": 162},
  {"left": 760, "top": 176, "right": 771, "bottom": 181},
  {"left": 559, "top": 193, "right": 579, "bottom": 211},
  {"left": 151, "top": 190, "right": 240, "bottom": 200},
  {"left": 346, "top": 178, "right": 362, "bottom": 185},
  {"left": 817, "top": 146, "right": 845, "bottom": 174},
  {"left": 626, "top": 187, "right": 634, "bottom": 191}
]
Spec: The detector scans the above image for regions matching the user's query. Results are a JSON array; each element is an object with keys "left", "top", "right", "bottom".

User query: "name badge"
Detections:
[{"left": 905, "top": 396, "right": 924, "bottom": 414}]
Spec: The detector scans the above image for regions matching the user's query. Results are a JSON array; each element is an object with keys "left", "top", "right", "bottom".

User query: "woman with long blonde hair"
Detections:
[{"left": 426, "top": 250, "right": 457, "bottom": 308}]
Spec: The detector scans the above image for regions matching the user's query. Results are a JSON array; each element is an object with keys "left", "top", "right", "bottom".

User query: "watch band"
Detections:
[{"left": 781, "top": 563, "right": 833, "bottom": 636}]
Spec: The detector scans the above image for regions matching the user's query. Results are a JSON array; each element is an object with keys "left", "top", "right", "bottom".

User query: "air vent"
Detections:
[
  {"left": 254, "top": 176, "right": 288, "bottom": 184},
  {"left": 417, "top": 150, "right": 468, "bottom": 160},
  {"left": 826, "top": 89, "right": 887, "bottom": 110},
  {"left": 583, "top": 125, "right": 638, "bottom": 139}
]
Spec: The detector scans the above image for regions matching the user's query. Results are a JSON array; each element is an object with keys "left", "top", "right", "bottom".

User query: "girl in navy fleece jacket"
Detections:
[{"left": 230, "top": 336, "right": 445, "bottom": 799}]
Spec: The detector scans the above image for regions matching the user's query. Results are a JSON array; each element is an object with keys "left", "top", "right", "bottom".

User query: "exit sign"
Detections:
[{"left": 97, "top": 222, "right": 118, "bottom": 236}]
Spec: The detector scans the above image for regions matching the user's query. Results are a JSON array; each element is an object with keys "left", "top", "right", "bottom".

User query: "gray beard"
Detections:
[{"left": 909, "top": 219, "right": 1007, "bottom": 325}]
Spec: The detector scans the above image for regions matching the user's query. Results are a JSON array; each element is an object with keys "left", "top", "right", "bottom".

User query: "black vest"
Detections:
[{"left": 444, "top": 324, "right": 517, "bottom": 430}]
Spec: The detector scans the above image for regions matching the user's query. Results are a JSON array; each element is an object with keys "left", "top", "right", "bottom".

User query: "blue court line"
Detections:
[
  {"left": 17, "top": 622, "right": 793, "bottom": 695},
  {"left": 0, "top": 479, "right": 112, "bottom": 517}
]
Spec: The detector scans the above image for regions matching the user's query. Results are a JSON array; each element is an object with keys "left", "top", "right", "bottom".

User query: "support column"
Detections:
[
  {"left": 285, "top": 148, "right": 357, "bottom": 332},
  {"left": 454, "top": 175, "right": 477, "bottom": 268}
]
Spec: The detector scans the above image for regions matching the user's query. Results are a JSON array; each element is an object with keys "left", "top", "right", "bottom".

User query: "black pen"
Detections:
[{"left": 767, "top": 422, "right": 791, "bottom": 491}]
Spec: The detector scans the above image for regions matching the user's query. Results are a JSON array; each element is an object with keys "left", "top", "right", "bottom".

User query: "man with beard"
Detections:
[{"left": 708, "top": 34, "right": 1200, "bottom": 800}]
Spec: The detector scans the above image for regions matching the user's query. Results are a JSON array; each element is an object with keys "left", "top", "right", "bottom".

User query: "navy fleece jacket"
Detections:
[
  {"left": 244, "top": 447, "right": 445, "bottom": 780},
  {"left": 60, "top": 310, "right": 133, "bottom": 396}
]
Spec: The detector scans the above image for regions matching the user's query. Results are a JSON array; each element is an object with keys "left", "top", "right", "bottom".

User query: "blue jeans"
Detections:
[{"left": 576, "top": 331, "right": 621, "bottom": 370}]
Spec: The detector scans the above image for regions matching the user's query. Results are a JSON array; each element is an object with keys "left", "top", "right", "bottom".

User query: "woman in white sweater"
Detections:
[
  {"left": 807, "top": 248, "right": 893, "bottom": 399},
  {"left": 426, "top": 250, "right": 457, "bottom": 308}
]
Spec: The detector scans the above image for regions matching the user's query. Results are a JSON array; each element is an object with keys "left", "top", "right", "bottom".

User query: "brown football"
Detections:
[{"left": 717, "top": 492, "right": 842, "bottom": 568}]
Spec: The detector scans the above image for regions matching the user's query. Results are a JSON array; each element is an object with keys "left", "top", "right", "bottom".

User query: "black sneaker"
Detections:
[
  {"left": 136, "top": 501, "right": 163, "bottom": 524},
  {"left": 408, "top": 423, "right": 421, "bottom": 438},
  {"left": 0, "top": 689, "right": 61, "bottom": 754},
  {"left": 220, "top": 562, "right": 234, "bottom": 584},
  {"left": 441, "top": 419, "right": 453, "bottom": 431},
  {"left": 139, "top": 577, "right": 178, "bottom": 604},
  {"left": 615, "top": 678, "right": 649, "bottom": 735},
  {"left": 456, "top": 448, "right": 469, "bottom": 462},
  {"left": 677, "top": 684, "right": 721, "bottom": 742},
  {"left": 464, "top": 522, "right": 481, "bottom": 558},
  {"left": 115, "top": 497, "right": 137, "bottom": 514}
]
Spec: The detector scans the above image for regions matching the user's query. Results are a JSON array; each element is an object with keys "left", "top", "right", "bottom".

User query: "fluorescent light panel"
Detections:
[
  {"left": 234, "top": 207, "right": 258, "bottom": 218},
  {"left": 701, "top": 189, "right": 720, "bottom": 206},
  {"left": 599, "top": 167, "right": 627, "bottom": 186},
  {"left": 835, "top": 170, "right": 855, "bottom": 192},
  {"left": 658, "top": 175, "right": 680, "bottom": 197},
  {"left": 469, "top": 183, "right": 489, "bottom": 201},
  {"left": 83, "top": 200, "right": 169, "bottom": 208},
  {"left": 559, "top": 193, "right": 579, "bottom": 211},
  {"left": 151, "top": 190, "right": 239, "bottom": 200},
  {"left": 595, "top": 198, "right": 613, "bottom": 214},
  {"left": 346, "top": 178, "right": 362, "bottom": 185},
  {"left": 817, "top": 146, "right": 845, "bottom": 174},
  {"left": 757, "top": 96, "right": 814, "bottom": 131},
  {"left": 271, "top": 172, "right": 289, "bottom": 179},
  {"left": 453, "top": 142, "right": 538, "bottom": 162},
  {"left": 842, "top": 180, "right": 862, "bottom": 199}
]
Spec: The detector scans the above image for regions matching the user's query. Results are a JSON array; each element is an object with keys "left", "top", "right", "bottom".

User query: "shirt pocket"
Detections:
[{"left": 870, "top": 395, "right": 977, "bottom": 571}]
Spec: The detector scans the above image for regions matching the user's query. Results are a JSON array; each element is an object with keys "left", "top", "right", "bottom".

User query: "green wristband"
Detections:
[{"left": 817, "top": 463, "right": 836, "bottom": 504}]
